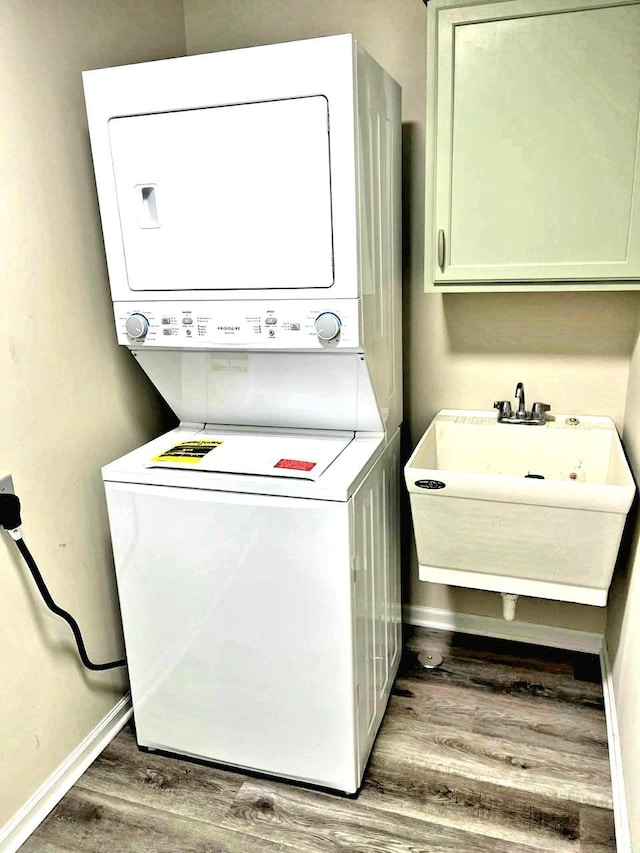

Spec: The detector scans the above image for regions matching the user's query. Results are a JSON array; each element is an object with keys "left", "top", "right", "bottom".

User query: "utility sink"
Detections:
[{"left": 405, "top": 410, "right": 636, "bottom": 606}]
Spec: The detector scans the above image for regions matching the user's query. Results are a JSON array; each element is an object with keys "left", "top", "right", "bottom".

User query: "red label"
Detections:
[{"left": 275, "top": 458, "right": 316, "bottom": 471}]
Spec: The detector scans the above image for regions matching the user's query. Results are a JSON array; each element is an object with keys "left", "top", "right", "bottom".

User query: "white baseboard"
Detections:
[
  {"left": 0, "top": 693, "right": 132, "bottom": 853},
  {"left": 600, "top": 643, "right": 632, "bottom": 853},
  {"left": 403, "top": 604, "right": 604, "bottom": 654}
]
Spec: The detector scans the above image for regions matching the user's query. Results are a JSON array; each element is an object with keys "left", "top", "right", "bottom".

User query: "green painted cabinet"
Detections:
[{"left": 425, "top": 0, "right": 640, "bottom": 291}]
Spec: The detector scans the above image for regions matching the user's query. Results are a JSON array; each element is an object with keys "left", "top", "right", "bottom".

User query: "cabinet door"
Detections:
[{"left": 429, "top": 0, "right": 640, "bottom": 287}]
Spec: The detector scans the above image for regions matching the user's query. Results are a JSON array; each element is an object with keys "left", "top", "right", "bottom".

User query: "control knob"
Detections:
[
  {"left": 314, "top": 312, "right": 341, "bottom": 342},
  {"left": 125, "top": 313, "right": 149, "bottom": 340}
]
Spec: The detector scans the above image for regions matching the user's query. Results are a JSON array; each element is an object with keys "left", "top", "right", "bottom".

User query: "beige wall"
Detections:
[
  {"left": 608, "top": 306, "right": 640, "bottom": 850},
  {"left": 185, "top": 0, "right": 636, "bottom": 634},
  {"left": 0, "top": 0, "right": 184, "bottom": 832}
]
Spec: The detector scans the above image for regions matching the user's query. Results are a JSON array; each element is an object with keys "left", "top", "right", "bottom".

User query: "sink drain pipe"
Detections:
[{"left": 501, "top": 592, "right": 519, "bottom": 621}]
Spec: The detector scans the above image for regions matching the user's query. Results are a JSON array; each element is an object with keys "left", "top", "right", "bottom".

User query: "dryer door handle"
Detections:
[{"left": 137, "top": 184, "right": 160, "bottom": 229}]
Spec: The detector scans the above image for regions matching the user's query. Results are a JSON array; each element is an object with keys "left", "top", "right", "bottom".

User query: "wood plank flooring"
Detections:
[{"left": 20, "top": 627, "right": 616, "bottom": 852}]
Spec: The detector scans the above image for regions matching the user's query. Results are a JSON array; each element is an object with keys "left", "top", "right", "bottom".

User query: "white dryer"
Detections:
[{"left": 83, "top": 34, "right": 402, "bottom": 793}]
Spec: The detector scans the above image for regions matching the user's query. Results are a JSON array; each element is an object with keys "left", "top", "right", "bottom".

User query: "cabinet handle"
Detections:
[{"left": 437, "top": 229, "right": 445, "bottom": 271}]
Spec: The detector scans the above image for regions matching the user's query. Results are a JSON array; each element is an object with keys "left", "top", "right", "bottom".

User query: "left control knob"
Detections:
[{"left": 125, "top": 313, "right": 149, "bottom": 340}]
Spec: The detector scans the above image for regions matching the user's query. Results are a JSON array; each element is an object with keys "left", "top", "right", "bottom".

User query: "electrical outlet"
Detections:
[{"left": 0, "top": 475, "right": 15, "bottom": 495}]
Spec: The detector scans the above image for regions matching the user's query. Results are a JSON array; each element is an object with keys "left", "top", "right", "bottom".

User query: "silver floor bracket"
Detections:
[{"left": 418, "top": 651, "right": 444, "bottom": 670}]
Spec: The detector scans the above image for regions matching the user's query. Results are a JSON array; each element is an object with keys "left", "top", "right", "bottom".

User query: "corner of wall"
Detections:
[{"left": 605, "top": 292, "right": 640, "bottom": 851}]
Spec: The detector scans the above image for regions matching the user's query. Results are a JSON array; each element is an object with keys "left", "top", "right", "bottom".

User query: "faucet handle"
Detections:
[
  {"left": 494, "top": 400, "right": 513, "bottom": 418},
  {"left": 531, "top": 402, "right": 551, "bottom": 419}
]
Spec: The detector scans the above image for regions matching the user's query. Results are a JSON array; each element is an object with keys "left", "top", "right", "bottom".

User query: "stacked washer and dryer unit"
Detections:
[{"left": 83, "top": 35, "right": 401, "bottom": 794}]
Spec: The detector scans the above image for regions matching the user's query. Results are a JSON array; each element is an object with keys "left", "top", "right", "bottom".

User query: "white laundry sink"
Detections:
[{"left": 405, "top": 410, "right": 636, "bottom": 606}]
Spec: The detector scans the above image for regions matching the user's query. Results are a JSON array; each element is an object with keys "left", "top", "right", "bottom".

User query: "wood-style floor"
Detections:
[{"left": 21, "top": 627, "right": 616, "bottom": 852}]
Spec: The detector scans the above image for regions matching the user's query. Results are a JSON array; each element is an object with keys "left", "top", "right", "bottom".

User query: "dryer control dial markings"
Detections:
[
  {"left": 125, "top": 313, "right": 150, "bottom": 340},
  {"left": 314, "top": 312, "right": 341, "bottom": 342}
]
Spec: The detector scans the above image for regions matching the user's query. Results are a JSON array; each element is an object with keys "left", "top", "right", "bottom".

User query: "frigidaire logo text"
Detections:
[{"left": 217, "top": 326, "right": 241, "bottom": 331}]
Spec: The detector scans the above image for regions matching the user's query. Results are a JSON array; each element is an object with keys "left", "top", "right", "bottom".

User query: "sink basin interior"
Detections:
[{"left": 412, "top": 412, "right": 629, "bottom": 486}]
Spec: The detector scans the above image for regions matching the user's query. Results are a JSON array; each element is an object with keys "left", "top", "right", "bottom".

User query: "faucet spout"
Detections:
[{"left": 494, "top": 383, "right": 550, "bottom": 425}]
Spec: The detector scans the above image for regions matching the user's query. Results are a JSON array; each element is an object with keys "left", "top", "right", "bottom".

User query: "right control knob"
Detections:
[{"left": 314, "top": 311, "right": 341, "bottom": 342}]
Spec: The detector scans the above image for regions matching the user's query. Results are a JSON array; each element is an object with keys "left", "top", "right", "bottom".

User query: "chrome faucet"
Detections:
[
  {"left": 514, "top": 382, "right": 526, "bottom": 419},
  {"left": 494, "top": 382, "right": 551, "bottom": 425}
]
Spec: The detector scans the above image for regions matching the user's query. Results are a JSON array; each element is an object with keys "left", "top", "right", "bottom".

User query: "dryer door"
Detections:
[{"left": 108, "top": 96, "right": 334, "bottom": 293}]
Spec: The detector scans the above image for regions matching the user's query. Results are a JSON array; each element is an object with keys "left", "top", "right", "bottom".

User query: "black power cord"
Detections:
[{"left": 1, "top": 492, "right": 126, "bottom": 671}]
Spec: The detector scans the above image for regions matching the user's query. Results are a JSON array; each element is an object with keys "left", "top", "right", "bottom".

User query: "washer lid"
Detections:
[{"left": 145, "top": 427, "right": 353, "bottom": 481}]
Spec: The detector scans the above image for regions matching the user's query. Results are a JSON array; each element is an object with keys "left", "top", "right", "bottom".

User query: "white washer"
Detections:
[
  {"left": 104, "top": 425, "right": 400, "bottom": 793},
  {"left": 84, "top": 34, "right": 402, "bottom": 793}
]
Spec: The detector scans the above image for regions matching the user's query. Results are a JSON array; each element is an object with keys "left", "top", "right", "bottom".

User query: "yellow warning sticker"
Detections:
[{"left": 152, "top": 439, "right": 223, "bottom": 465}]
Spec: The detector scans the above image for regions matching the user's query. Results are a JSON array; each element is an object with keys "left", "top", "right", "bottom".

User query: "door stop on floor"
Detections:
[{"left": 418, "top": 651, "right": 444, "bottom": 669}]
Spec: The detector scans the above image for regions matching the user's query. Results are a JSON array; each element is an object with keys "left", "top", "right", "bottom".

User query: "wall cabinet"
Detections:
[{"left": 425, "top": 0, "right": 640, "bottom": 291}]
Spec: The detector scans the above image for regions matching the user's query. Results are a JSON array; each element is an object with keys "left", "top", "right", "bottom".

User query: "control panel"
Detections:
[{"left": 113, "top": 300, "right": 360, "bottom": 349}]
